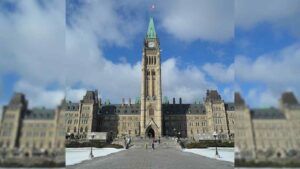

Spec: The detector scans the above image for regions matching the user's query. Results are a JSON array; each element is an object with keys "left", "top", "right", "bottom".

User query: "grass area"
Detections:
[
  {"left": 235, "top": 159, "right": 300, "bottom": 167},
  {"left": 183, "top": 140, "right": 234, "bottom": 149},
  {"left": 66, "top": 141, "right": 123, "bottom": 149},
  {"left": 0, "top": 159, "right": 64, "bottom": 167}
]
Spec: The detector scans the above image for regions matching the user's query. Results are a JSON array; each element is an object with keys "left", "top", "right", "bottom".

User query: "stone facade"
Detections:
[
  {"left": 0, "top": 93, "right": 65, "bottom": 158},
  {"left": 235, "top": 92, "right": 300, "bottom": 161},
  {"left": 63, "top": 17, "right": 234, "bottom": 141}
]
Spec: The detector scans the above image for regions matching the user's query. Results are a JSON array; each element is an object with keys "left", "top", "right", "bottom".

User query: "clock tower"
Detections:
[{"left": 140, "top": 17, "right": 162, "bottom": 138}]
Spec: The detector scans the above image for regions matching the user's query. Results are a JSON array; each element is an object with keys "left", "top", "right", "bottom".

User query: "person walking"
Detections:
[
  {"left": 158, "top": 136, "right": 161, "bottom": 144},
  {"left": 123, "top": 137, "right": 127, "bottom": 149},
  {"left": 152, "top": 139, "right": 155, "bottom": 150}
]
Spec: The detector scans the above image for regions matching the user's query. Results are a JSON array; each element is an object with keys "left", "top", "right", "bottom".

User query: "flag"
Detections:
[{"left": 150, "top": 4, "right": 155, "bottom": 10}]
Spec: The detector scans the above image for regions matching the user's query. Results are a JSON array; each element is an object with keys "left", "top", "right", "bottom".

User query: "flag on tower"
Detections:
[{"left": 150, "top": 4, "right": 155, "bottom": 10}]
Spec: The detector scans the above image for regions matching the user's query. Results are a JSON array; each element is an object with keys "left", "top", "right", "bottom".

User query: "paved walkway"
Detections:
[{"left": 68, "top": 139, "right": 233, "bottom": 169}]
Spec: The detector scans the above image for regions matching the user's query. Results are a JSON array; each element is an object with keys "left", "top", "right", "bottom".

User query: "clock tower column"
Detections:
[{"left": 140, "top": 17, "right": 162, "bottom": 138}]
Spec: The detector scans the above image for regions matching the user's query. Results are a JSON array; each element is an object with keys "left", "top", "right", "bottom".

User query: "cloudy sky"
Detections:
[
  {"left": 0, "top": 0, "right": 299, "bottom": 111},
  {"left": 235, "top": 0, "right": 300, "bottom": 107}
]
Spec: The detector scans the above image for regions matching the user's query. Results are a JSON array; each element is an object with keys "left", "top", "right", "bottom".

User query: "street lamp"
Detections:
[
  {"left": 89, "top": 133, "right": 96, "bottom": 158},
  {"left": 213, "top": 131, "right": 220, "bottom": 158},
  {"left": 173, "top": 128, "right": 177, "bottom": 140}
]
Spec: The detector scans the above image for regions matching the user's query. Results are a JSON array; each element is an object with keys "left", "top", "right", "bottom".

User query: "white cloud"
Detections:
[
  {"left": 65, "top": 1, "right": 224, "bottom": 103},
  {"left": 235, "top": 43, "right": 300, "bottom": 107},
  {"left": 235, "top": 43, "right": 300, "bottom": 85},
  {"left": 236, "top": 0, "right": 300, "bottom": 36},
  {"left": 0, "top": 0, "right": 65, "bottom": 85},
  {"left": 0, "top": 0, "right": 233, "bottom": 107},
  {"left": 158, "top": 0, "right": 234, "bottom": 42},
  {"left": 203, "top": 63, "right": 234, "bottom": 83},
  {"left": 13, "top": 80, "right": 86, "bottom": 108},
  {"left": 67, "top": 0, "right": 145, "bottom": 47},
  {"left": 246, "top": 89, "right": 278, "bottom": 107},
  {"left": 162, "top": 58, "right": 216, "bottom": 103},
  {"left": 221, "top": 86, "right": 236, "bottom": 102}
]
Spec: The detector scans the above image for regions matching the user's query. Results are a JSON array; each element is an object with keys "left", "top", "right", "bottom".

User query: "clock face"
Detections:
[{"left": 148, "top": 42, "right": 155, "bottom": 48}]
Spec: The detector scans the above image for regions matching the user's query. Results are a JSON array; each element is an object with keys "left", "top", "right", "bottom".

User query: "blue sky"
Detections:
[
  {"left": 0, "top": 0, "right": 299, "bottom": 111},
  {"left": 235, "top": 0, "right": 300, "bottom": 107}
]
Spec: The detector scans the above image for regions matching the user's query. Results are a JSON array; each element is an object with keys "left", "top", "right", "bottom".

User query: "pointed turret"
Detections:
[{"left": 147, "top": 17, "right": 156, "bottom": 39}]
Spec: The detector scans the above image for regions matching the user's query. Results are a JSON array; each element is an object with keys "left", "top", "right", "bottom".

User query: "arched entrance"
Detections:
[{"left": 146, "top": 127, "right": 155, "bottom": 138}]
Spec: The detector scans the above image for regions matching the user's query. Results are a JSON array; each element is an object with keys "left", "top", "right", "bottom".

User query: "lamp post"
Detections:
[
  {"left": 173, "top": 128, "right": 176, "bottom": 136},
  {"left": 89, "top": 133, "right": 95, "bottom": 158},
  {"left": 213, "top": 131, "right": 220, "bottom": 158}
]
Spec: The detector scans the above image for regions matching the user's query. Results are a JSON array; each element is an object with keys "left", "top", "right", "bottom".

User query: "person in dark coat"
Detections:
[{"left": 152, "top": 139, "right": 155, "bottom": 150}]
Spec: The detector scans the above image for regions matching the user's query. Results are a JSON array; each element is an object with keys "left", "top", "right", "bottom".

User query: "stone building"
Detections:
[
  {"left": 0, "top": 93, "right": 65, "bottom": 158},
  {"left": 63, "top": 17, "right": 234, "bottom": 141},
  {"left": 235, "top": 92, "right": 300, "bottom": 161}
]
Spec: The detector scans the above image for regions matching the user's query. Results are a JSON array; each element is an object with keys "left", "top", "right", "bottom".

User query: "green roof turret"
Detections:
[{"left": 147, "top": 17, "right": 156, "bottom": 39}]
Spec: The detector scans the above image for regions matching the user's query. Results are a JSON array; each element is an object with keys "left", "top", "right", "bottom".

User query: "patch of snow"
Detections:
[
  {"left": 183, "top": 147, "right": 234, "bottom": 163},
  {"left": 66, "top": 147, "right": 124, "bottom": 166}
]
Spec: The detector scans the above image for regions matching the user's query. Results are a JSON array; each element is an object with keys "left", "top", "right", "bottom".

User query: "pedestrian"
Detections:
[
  {"left": 128, "top": 137, "right": 131, "bottom": 145},
  {"left": 123, "top": 137, "right": 127, "bottom": 149},
  {"left": 152, "top": 140, "right": 155, "bottom": 150}
]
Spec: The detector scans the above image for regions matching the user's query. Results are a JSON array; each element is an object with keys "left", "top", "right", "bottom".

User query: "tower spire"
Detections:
[{"left": 147, "top": 17, "right": 156, "bottom": 39}]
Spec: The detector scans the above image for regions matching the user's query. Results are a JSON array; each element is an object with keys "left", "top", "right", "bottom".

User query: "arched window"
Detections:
[
  {"left": 154, "top": 57, "right": 156, "bottom": 64},
  {"left": 85, "top": 126, "right": 88, "bottom": 132},
  {"left": 149, "top": 108, "right": 154, "bottom": 116},
  {"left": 67, "top": 127, "right": 70, "bottom": 132},
  {"left": 74, "top": 127, "right": 77, "bottom": 132},
  {"left": 80, "top": 127, "right": 83, "bottom": 132}
]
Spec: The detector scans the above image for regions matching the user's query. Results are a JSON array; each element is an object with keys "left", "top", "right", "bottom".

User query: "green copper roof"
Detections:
[{"left": 147, "top": 17, "right": 156, "bottom": 39}]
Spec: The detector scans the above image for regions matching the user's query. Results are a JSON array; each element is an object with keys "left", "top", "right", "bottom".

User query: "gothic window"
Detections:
[
  {"left": 85, "top": 126, "right": 88, "bottom": 132},
  {"left": 149, "top": 108, "right": 154, "bottom": 116},
  {"left": 80, "top": 127, "right": 83, "bottom": 132},
  {"left": 74, "top": 127, "right": 77, "bottom": 132},
  {"left": 154, "top": 57, "right": 156, "bottom": 64}
]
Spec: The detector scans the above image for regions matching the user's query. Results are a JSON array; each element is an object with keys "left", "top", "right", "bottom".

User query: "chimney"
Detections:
[
  {"left": 129, "top": 98, "right": 131, "bottom": 105},
  {"left": 173, "top": 98, "right": 175, "bottom": 104},
  {"left": 122, "top": 98, "right": 125, "bottom": 106},
  {"left": 179, "top": 98, "right": 182, "bottom": 104}
]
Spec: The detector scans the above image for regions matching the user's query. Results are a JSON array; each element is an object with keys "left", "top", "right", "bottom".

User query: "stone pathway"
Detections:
[{"left": 67, "top": 139, "right": 233, "bottom": 169}]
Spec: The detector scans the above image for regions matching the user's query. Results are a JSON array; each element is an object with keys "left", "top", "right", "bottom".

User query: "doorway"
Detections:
[{"left": 146, "top": 127, "right": 155, "bottom": 138}]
